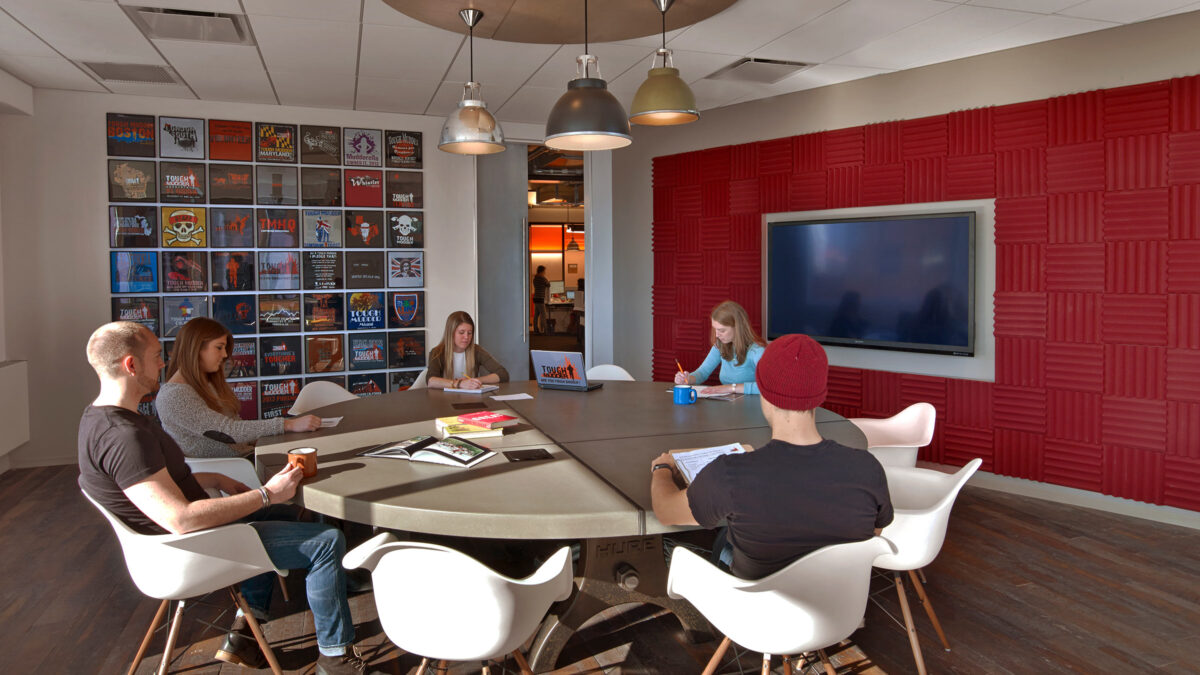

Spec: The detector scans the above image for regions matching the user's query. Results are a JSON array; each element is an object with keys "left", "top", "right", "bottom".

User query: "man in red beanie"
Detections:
[{"left": 650, "top": 334, "right": 893, "bottom": 579}]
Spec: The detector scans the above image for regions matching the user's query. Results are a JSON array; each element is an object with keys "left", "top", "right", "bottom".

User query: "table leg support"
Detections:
[{"left": 527, "top": 535, "right": 713, "bottom": 672}]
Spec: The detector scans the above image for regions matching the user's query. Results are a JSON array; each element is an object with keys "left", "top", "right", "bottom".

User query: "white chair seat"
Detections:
[
  {"left": 850, "top": 402, "right": 936, "bottom": 467},
  {"left": 288, "top": 380, "right": 357, "bottom": 415},
  {"left": 407, "top": 368, "right": 428, "bottom": 390},
  {"left": 585, "top": 364, "right": 634, "bottom": 381},
  {"left": 185, "top": 456, "right": 262, "bottom": 497}
]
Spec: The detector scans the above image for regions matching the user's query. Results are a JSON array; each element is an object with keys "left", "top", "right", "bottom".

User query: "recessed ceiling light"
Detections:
[
  {"left": 122, "top": 6, "right": 255, "bottom": 45},
  {"left": 705, "top": 57, "right": 813, "bottom": 85}
]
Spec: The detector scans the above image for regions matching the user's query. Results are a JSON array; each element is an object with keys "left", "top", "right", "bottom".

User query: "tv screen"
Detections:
[{"left": 766, "top": 212, "right": 975, "bottom": 356}]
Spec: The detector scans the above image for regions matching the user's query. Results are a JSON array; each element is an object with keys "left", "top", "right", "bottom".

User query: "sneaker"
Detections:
[
  {"left": 316, "top": 645, "right": 374, "bottom": 675},
  {"left": 214, "top": 626, "right": 267, "bottom": 670}
]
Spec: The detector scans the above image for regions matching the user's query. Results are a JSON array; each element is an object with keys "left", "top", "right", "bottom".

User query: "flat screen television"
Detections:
[{"left": 766, "top": 212, "right": 975, "bottom": 356}]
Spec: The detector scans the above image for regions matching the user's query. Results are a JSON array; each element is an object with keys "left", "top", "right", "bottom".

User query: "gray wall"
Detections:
[
  {"left": 476, "top": 144, "right": 531, "bottom": 379},
  {"left": 611, "top": 11, "right": 1200, "bottom": 380}
]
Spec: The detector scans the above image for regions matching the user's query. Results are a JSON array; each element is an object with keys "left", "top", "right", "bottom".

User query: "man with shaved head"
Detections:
[{"left": 79, "top": 322, "right": 376, "bottom": 674}]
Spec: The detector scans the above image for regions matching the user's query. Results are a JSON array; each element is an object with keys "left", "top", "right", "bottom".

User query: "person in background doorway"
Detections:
[
  {"left": 426, "top": 311, "right": 510, "bottom": 390},
  {"left": 532, "top": 265, "right": 550, "bottom": 334},
  {"left": 572, "top": 278, "right": 586, "bottom": 347},
  {"left": 675, "top": 300, "right": 765, "bottom": 396}
]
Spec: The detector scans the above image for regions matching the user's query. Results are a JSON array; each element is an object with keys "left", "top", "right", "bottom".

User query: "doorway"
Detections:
[{"left": 528, "top": 145, "right": 585, "bottom": 358}]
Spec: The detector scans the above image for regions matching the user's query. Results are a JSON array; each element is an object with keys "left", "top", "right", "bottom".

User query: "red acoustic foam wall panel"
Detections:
[
  {"left": 1103, "top": 445, "right": 1164, "bottom": 504},
  {"left": 1050, "top": 90, "right": 1104, "bottom": 145},
  {"left": 994, "top": 100, "right": 1048, "bottom": 150},
  {"left": 650, "top": 75, "right": 1200, "bottom": 511},
  {"left": 1046, "top": 389, "right": 1103, "bottom": 443},
  {"left": 1168, "top": 294, "right": 1200, "bottom": 349},
  {"left": 945, "top": 154, "right": 996, "bottom": 200},
  {"left": 948, "top": 107, "right": 994, "bottom": 155},
  {"left": 993, "top": 429, "right": 1044, "bottom": 480},
  {"left": 1044, "top": 342, "right": 1103, "bottom": 391},
  {"left": 1043, "top": 438, "right": 1103, "bottom": 491},
  {"left": 1167, "top": 401, "right": 1200, "bottom": 458},
  {"left": 1048, "top": 191, "right": 1104, "bottom": 243},
  {"left": 1046, "top": 142, "right": 1105, "bottom": 193}
]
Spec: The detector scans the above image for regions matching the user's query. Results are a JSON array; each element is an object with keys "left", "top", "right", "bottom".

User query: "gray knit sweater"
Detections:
[{"left": 155, "top": 382, "right": 286, "bottom": 458}]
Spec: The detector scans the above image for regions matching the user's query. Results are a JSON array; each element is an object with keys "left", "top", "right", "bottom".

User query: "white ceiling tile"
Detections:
[
  {"left": 667, "top": 0, "right": 848, "bottom": 56},
  {"left": 957, "top": 13, "right": 1116, "bottom": 57},
  {"left": 495, "top": 85, "right": 566, "bottom": 126},
  {"left": 117, "top": 0, "right": 243, "bottom": 12},
  {"left": 103, "top": 81, "right": 195, "bottom": 98},
  {"left": 362, "top": 0, "right": 432, "bottom": 28},
  {"left": 0, "top": 11, "right": 58, "bottom": 57},
  {"left": 752, "top": 0, "right": 954, "bottom": 63},
  {"left": 153, "top": 40, "right": 263, "bottom": 73},
  {"left": 249, "top": 15, "right": 359, "bottom": 76},
  {"left": 445, "top": 38, "right": 560, "bottom": 87},
  {"left": 1058, "top": 0, "right": 1197, "bottom": 23},
  {"left": 0, "top": 54, "right": 105, "bottom": 90},
  {"left": 188, "top": 69, "right": 277, "bottom": 105},
  {"left": 154, "top": 42, "right": 276, "bottom": 104},
  {"left": 760, "top": 62, "right": 893, "bottom": 96},
  {"left": 613, "top": 27, "right": 689, "bottom": 49},
  {"left": 358, "top": 23, "right": 462, "bottom": 81},
  {"left": 272, "top": 68, "right": 356, "bottom": 108},
  {"left": 241, "top": 0, "right": 361, "bottom": 21},
  {"left": 686, "top": 77, "right": 761, "bottom": 110},
  {"left": 527, "top": 43, "right": 653, "bottom": 88},
  {"left": 3, "top": 0, "right": 164, "bottom": 63},
  {"left": 1148, "top": 1, "right": 1200, "bottom": 17},
  {"left": 831, "top": 4, "right": 1039, "bottom": 69},
  {"left": 963, "top": 0, "right": 1079, "bottom": 12},
  {"left": 355, "top": 75, "right": 440, "bottom": 115}
]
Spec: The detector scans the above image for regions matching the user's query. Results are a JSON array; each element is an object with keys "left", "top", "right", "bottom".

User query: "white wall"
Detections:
[
  {"left": 612, "top": 11, "right": 1200, "bottom": 380},
  {"left": 0, "top": 89, "right": 482, "bottom": 467}
]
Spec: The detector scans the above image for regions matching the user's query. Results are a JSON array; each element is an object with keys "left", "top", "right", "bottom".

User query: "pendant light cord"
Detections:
[
  {"left": 469, "top": 22, "right": 474, "bottom": 82},
  {"left": 661, "top": 9, "right": 666, "bottom": 51},
  {"left": 584, "top": 0, "right": 590, "bottom": 76}
]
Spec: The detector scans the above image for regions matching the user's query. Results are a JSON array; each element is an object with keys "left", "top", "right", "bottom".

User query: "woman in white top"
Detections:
[
  {"left": 155, "top": 317, "right": 320, "bottom": 457},
  {"left": 426, "top": 311, "right": 509, "bottom": 390}
]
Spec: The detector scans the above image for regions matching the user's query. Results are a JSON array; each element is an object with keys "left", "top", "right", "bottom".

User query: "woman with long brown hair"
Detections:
[
  {"left": 426, "top": 311, "right": 509, "bottom": 390},
  {"left": 156, "top": 317, "right": 320, "bottom": 457},
  {"left": 675, "top": 300, "right": 766, "bottom": 395}
]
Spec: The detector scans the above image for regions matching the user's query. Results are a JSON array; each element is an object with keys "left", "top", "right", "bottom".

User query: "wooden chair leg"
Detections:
[
  {"left": 512, "top": 649, "right": 534, "bottom": 675},
  {"left": 482, "top": 663, "right": 490, "bottom": 675},
  {"left": 818, "top": 648, "right": 837, "bottom": 675},
  {"left": 277, "top": 573, "right": 290, "bottom": 603},
  {"left": 893, "top": 572, "right": 928, "bottom": 675},
  {"left": 701, "top": 636, "right": 732, "bottom": 675},
  {"left": 415, "top": 657, "right": 429, "bottom": 675},
  {"left": 128, "top": 599, "right": 169, "bottom": 675},
  {"left": 908, "top": 569, "right": 951, "bottom": 651},
  {"left": 157, "top": 600, "right": 186, "bottom": 675},
  {"left": 782, "top": 654, "right": 794, "bottom": 675},
  {"left": 232, "top": 589, "right": 283, "bottom": 675},
  {"left": 761, "top": 653, "right": 772, "bottom": 675}
]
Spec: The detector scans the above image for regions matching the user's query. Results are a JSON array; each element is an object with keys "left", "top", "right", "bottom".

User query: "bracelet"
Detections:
[
  {"left": 652, "top": 463, "right": 673, "bottom": 474},
  {"left": 256, "top": 486, "right": 270, "bottom": 508}
]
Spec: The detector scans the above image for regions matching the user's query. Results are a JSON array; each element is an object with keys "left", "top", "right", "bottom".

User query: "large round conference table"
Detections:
[{"left": 256, "top": 379, "right": 867, "bottom": 672}]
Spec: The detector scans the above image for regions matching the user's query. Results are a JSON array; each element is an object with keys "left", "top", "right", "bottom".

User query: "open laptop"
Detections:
[{"left": 530, "top": 350, "right": 603, "bottom": 391}]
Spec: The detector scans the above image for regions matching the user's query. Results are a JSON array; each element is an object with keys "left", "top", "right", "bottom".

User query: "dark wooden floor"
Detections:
[{"left": 3, "top": 464, "right": 1198, "bottom": 674}]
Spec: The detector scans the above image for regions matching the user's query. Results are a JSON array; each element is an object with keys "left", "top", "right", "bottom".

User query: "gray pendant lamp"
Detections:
[
  {"left": 545, "top": 0, "right": 632, "bottom": 151},
  {"left": 438, "top": 9, "right": 505, "bottom": 155},
  {"left": 629, "top": 0, "right": 699, "bottom": 126}
]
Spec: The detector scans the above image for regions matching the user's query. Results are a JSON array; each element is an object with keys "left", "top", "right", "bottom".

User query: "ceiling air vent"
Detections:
[
  {"left": 704, "top": 58, "right": 813, "bottom": 85},
  {"left": 122, "top": 6, "right": 255, "bottom": 45},
  {"left": 78, "top": 62, "right": 183, "bottom": 85}
]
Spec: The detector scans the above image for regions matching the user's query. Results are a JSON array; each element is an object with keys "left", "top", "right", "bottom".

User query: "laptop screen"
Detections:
[{"left": 530, "top": 350, "right": 588, "bottom": 387}]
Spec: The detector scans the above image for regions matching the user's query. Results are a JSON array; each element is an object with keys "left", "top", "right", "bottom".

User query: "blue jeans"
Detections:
[{"left": 240, "top": 510, "right": 354, "bottom": 654}]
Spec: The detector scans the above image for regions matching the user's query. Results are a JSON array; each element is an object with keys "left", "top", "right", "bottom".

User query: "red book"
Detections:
[{"left": 456, "top": 411, "right": 518, "bottom": 429}]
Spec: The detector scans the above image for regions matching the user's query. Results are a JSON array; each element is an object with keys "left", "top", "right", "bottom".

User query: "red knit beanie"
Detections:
[{"left": 755, "top": 334, "right": 828, "bottom": 411}]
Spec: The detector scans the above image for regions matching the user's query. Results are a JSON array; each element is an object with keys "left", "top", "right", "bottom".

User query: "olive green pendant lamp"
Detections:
[
  {"left": 630, "top": 0, "right": 699, "bottom": 126},
  {"left": 438, "top": 8, "right": 506, "bottom": 155},
  {"left": 544, "top": 0, "right": 633, "bottom": 151}
]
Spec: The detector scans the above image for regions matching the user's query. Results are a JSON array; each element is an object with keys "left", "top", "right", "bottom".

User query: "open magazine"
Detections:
[
  {"left": 670, "top": 442, "right": 750, "bottom": 484},
  {"left": 358, "top": 435, "right": 495, "bottom": 468}
]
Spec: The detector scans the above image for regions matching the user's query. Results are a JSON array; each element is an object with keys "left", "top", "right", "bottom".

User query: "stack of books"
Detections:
[{"left": 434, "top": 411, "right": 518, "bottom": 439}]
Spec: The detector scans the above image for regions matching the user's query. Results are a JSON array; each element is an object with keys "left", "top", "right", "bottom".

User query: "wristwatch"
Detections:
[{"left": 652, "top": 463, "right": 673, "bottom": 474}]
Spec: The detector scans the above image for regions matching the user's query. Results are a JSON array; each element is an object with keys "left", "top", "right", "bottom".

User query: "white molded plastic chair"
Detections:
[
  {"left": 288, "top": 380, "right": 357, "bottom": 415},
  {"left": 83, "top": 490, "right": 286, "bottom": 675},
  {"left": 849, "top": 402, "right": 937, "bottom": 467},
  {"left": 667, "top": 537, "right": 895, "bottom": 675},
  {"left": 585, "top": 364, "right": 635, "bottom": 381},
  {"left": 185, "top": 456, "right": 261, "bottom": 493},
  {"left": 344, "top": 533, "right": 573, "bottom": 674},
  {"left": 407, "top": 368, "right": 428, "bottom": 390},
  {"left": 873, "top": 459, "right": 982, "bottom": 675}
]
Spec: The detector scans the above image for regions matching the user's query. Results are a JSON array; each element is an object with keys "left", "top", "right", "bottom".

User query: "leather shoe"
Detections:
[
  {"left": 316, "top": 645, "right": 378, "bottom": 675},
  {"left": 214, "top": 626, "right": 267, "bottom": 670}
]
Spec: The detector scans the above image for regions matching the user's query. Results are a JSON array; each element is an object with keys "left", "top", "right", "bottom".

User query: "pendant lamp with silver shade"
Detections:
[
  {"left": 544, "top": 0, "right": 632, "bottom": 151},
  {"left": 629, "top": 0, "right": 699, "bottom": 126},
  {"left": 439, "top": 9, "right": 505, "bottom": 155}
]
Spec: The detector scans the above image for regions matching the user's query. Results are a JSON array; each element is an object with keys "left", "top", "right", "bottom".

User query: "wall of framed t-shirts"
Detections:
[{"left": 107, "top": 113, "right": 429, "bottom": 419}]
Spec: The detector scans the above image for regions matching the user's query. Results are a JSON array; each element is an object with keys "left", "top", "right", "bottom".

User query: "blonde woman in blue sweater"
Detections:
[{"left": 675, "top": 300, "right": 766, "bottom": 395}]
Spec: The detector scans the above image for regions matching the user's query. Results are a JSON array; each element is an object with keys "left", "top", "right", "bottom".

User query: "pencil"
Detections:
[{"left": 675, "top": 359, "right": 685, "bottom": 374}]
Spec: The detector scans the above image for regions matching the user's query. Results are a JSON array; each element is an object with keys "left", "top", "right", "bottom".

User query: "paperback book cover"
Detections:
[{"left": 359, "top": 435, "right": 494, "bottom": 468}]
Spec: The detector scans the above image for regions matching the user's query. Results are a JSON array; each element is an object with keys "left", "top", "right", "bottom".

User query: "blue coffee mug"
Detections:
[{"left": 673, "top": 385, "right": 698, "bottom": 405}]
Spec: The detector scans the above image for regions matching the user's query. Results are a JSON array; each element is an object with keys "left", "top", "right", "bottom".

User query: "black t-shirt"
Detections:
[
  {"left": 78, "top": 405, "right": 208, "bottom": 535},
  {"left": 687, "top": 439, "right": 893, "bottom": 580}
]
